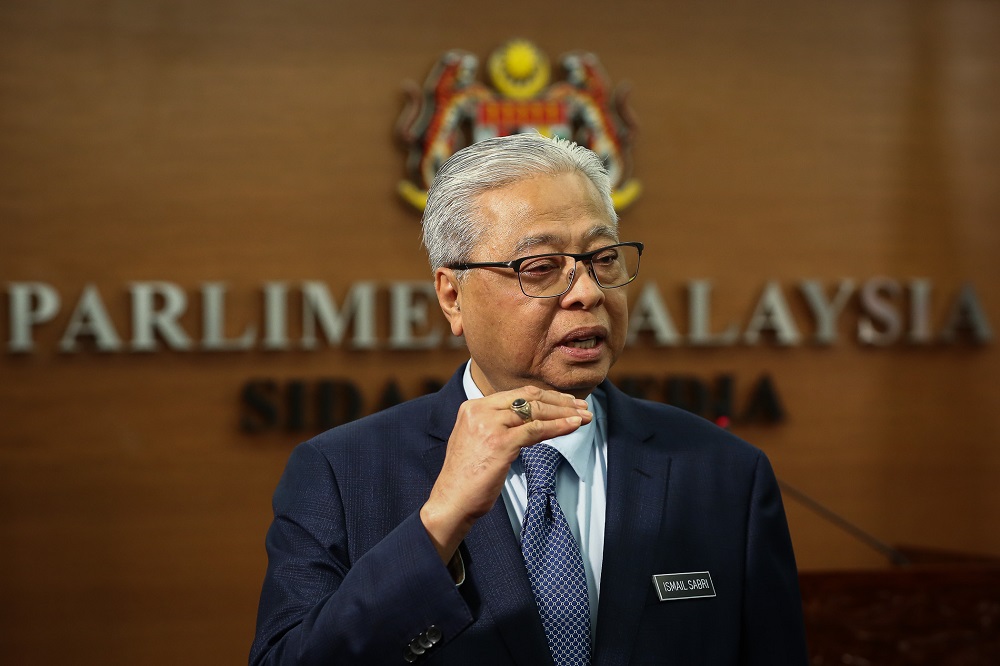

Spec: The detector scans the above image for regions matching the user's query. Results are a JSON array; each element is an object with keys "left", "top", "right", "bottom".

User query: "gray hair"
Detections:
[{"left": 421, "top": 133, "right": 618, "bottom": 272}]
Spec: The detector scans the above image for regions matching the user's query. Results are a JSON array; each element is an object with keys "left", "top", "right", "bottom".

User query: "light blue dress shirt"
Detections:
[{"left": 462, "top": 362, "right": 608, "bottom": 639}]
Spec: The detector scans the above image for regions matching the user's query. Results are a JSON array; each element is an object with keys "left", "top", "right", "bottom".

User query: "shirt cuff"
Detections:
[{"left": 447, "top": 549, "right": 466, "bottom": 586}]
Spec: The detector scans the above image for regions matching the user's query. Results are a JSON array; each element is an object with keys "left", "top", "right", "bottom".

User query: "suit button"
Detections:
[
  {"left": 403, "top": 647, "right": 418, "bottom": 663},
  {"left": 408, "top": 639, "right": 426, "bottom": 655},
  {"left": 417, "top": 633, "right": 433, "bottom": 649},
  {"left": 426, "top": 625, "right": 443, "bottom": 645}
]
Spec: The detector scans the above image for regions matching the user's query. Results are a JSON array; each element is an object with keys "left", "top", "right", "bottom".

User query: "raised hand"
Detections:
[{"left": 419, "top": 385, "right": 592, "bottom": 563}]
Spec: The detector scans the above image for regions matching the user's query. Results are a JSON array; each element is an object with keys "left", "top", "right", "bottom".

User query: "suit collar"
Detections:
[
  {"left": 425, "top": 364, "right": 469, "bottom": 444},
  {"left": 600, "top": 378, "right": 656, "bottom": 441}
]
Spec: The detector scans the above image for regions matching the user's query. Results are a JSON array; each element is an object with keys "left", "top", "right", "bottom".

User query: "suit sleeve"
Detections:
[
  {"left": 249, "top": 441, "right": 475, "bottom": 665},
  {"left": 740, "top": 452, "right": 809, "bottom": 665}
]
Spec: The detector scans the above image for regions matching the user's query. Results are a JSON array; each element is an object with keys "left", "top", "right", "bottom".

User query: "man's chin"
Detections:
[{"left": 543, "top": 365, "right": 610, "bottom": 397}]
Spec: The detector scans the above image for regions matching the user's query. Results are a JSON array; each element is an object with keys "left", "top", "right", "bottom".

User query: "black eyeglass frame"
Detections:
[{"left": 445, "top": 241, "right": 644, "bottom": 299}]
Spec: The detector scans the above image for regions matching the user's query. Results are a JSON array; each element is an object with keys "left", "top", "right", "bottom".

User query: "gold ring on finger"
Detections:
[{"left": 510, "top": 398, "right": 532, "bottom": 422}]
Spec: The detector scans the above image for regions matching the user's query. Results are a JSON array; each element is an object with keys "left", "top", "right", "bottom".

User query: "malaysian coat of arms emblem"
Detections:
[{"left": 396, "top": 39, "right": 641, "bottom": 211}]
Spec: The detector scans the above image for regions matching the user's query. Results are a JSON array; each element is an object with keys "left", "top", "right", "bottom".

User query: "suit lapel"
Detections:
[
  {"left": 463, "top": 499, "right": 553, "bottom": 665},
  {"left": 421, "top": 367, "right": 552, "bottom": 665},
  {"left": 593, "top": 382, "right": 672, "bottom": 666}
]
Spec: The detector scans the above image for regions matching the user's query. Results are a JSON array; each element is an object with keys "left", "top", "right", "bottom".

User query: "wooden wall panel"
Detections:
[{"left": 1, "top": 1, "right": 998, "bottom": 663}]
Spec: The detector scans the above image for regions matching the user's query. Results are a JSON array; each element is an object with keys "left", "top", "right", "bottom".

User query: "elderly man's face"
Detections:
[{"left": 435, "top": 170, "right": 629, "bottom": 398}]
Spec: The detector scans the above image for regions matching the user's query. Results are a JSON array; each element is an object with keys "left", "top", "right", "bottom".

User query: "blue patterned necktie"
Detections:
[{"left": 520, "top": 443, "right": 592, "bottom": 666}]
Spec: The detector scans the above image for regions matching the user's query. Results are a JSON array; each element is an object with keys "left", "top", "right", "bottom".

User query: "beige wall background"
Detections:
[{"left": 2, "top": 1, "right": 998, "bottom": 663}]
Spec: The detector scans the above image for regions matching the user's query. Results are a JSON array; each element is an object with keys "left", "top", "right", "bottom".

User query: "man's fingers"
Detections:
[
  {"left": 499, "top": 386, "right": 583, "bottom": 407},
  {"left": 508, "top": 398, "right": 592, "bottom": 426},
  {"left": 530, "top": 388, "right": 588, "bottom": 409},
  {"left": 495, "top": 387, "right": 589, "bottom": 423},
  {"left": 516, "top": 415, "right": 586, "bottom": 444}
]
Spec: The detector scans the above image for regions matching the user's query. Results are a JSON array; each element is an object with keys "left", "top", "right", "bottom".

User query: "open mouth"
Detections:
[
  {"left": 558, "top": 326, "right": 609, "bottom": 354},
  {"left": 565, "top": 337, "right": 599, "bottom": 349}
]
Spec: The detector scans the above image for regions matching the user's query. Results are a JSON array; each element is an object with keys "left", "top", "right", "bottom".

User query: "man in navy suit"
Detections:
[{"left": 251, "top": 133, "right": 807, "bottom": 665}]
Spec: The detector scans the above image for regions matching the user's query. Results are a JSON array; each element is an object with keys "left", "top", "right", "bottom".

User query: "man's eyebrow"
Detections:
[
  {"left": 511, "top": 225, "right": 620, "bottom": 257},
  {"left": 512, "top": 234, "right": 559, "bottom": 256},
  {"left": 584, "top": 225, "right": 620, "bottom": 244}
]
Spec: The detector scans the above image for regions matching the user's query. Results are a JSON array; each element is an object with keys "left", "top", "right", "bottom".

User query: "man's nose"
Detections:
[{"left": 562, "top": 260, "right": 605, "bottom": 306}]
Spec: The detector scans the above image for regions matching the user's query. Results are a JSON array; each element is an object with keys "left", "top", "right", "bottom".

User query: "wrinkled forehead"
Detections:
[{"left": 471, "top": 172, "right": 617, "bottom": 258}]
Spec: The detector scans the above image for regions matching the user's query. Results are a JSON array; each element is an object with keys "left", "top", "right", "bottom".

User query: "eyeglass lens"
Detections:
[{"left": 518, "top": 244, "right": 640, "bottom": 297}]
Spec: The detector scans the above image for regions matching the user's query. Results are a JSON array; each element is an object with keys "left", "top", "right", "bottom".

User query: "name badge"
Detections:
[{"left": 652, "top": 571, "right": 716, "bottom": 601}]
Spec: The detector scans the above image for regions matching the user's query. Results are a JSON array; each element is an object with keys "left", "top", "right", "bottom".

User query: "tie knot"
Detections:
[{"left": 520, "top": 443, "right": 562, "bottom": 495}]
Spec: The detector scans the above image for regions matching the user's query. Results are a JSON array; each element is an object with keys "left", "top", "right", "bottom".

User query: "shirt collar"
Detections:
[{"left": 461, "top": 361, "right": 599, "bottom": 480}]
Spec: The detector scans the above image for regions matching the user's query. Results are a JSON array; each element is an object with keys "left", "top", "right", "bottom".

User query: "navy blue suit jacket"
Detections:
[{"left": 250, "top": 366, "right": 807, "bottom": 665}]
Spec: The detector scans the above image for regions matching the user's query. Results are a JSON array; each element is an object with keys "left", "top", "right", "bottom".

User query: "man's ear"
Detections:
[{"left": 434, "top": 268, "right": 464, "bottom": 337}]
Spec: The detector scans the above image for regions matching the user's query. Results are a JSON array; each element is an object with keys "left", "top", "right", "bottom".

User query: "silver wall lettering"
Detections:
[
  {"left": 908, "top": 279, "right": 933, "bottom": 344},
  {"left": 59, "top": 283, "right": 122, "bottom": 352},
  {"left": 687, "top": 280, "right": 740, "bottom": 346},
  {"left": 743, "top": 281, "right": 801, "bottom": 346},
  {"left": 940, "top": 283, "right": 993, "bottom": 343},
  {"left": 4, "top": 278, "right": 993, "bottom": 353},
  {"left": 627, "top": 282, "right": 681, "bottom": 347},
  {"left": 201, "top": 282, "right": 257, "bottom": 351},
  {"left": 858, "top": 278, "right": 902, "bottom": 346},
  {"left": 7, "top": 282, "right": 60, "bottom": 352},
  {"left": 262, "top": 282, "right": 290, "bottom": 350},
  {"left": 799, "top": 279, "right": 855, "bottom": 345},
  {"left": 301, "top": 281, "right": 377, "bottom": 350},
  {"left": 129, "top": 282, "right": 193, "bottom": 351},
  {"left": 388, "top": 281, "right": 442, "bottom": 350}
]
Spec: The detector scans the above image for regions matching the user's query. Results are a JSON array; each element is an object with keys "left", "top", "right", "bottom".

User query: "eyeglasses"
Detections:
[{"left": 446, "top": 241, "right": 643, "bottom": 299}]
